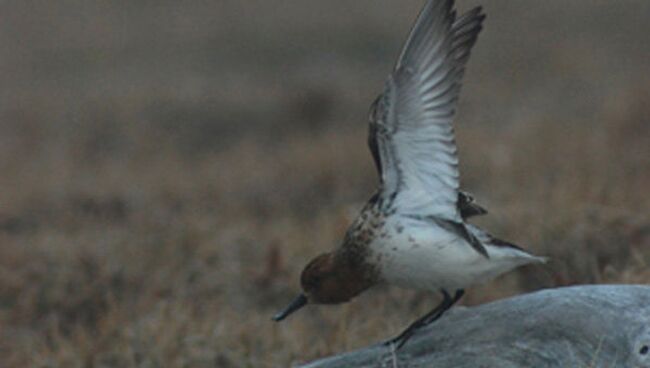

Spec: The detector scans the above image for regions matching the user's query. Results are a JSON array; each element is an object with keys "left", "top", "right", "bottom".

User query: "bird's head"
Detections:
[{"left": 272, "top": 251, "right": 374, "bottom": 321}]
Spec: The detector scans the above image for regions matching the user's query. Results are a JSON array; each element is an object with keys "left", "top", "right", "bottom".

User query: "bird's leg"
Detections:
[
  {"left": 385, "top": 289, "right": 465, "bottom": 349},
  {"left": 421, "top": 289, "right": 464, "bottom": 326},
  {"left": 384, "top": 300, "right": 447, "bottom": 348}
]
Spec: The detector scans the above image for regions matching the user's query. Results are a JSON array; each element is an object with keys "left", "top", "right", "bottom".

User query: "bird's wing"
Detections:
[
  {"left": 457, "top": 190, "right": 487, "bottom": 219},
  {"left": 368, "top": 0, "right": 484, "bottom": 221}
]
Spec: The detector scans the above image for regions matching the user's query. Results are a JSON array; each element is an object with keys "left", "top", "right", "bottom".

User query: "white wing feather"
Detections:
[{"left": 370, "top": 0, "right": 484, "bottom": 220}]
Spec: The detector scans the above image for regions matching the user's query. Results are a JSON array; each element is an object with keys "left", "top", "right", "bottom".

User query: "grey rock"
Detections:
[{"left": 298, "top": 285, "right": 650, "bottom": 368}]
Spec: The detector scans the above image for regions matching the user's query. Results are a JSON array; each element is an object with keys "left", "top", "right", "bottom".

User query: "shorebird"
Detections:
[{"left": 273, "top": 0, "right": 546, "bottom": 349}]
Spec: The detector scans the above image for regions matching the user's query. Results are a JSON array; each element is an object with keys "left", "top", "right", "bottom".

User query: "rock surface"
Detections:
[{"left": 297, "top": 285, "right": 650, "bottom": 368}]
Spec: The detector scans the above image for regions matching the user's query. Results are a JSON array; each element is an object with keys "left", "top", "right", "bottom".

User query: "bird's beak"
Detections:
[{"left": 272, "top": 294, "right": 308, "bottom": 321}]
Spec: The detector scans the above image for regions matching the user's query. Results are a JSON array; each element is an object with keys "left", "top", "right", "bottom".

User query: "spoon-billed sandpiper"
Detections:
[{"left": 273, "top": 0, "right": 546, "bottom": 349}]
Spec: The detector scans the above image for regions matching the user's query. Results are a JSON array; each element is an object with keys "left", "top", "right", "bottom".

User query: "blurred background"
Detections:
[{"left": 0, "top": 0, "right": 649, "bottom": 366}]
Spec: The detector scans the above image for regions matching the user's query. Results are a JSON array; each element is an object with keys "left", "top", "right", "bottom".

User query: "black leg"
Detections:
[
  {"left": 385, "top": 289, "right": 465, "bottom": 349},
  {"left": 421, "top": 289, "right": 464, "bottom": 326}
]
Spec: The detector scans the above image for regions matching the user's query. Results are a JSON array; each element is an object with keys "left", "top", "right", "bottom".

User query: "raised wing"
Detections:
[{"left": 368, "top": 0, "right": 484, "bottom": 221}]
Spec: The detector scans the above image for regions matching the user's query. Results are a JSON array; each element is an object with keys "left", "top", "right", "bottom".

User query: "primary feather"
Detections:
[{"left": 368, "top": 1, "right": 485, "bottom": 223}]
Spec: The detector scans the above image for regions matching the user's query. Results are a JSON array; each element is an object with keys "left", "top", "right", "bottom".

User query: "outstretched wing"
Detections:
[{"left": 368, "top": 0, "right": 484, "bottom": 222}]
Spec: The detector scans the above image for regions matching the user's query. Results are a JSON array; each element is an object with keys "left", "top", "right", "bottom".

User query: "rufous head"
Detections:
[{"left": 272, "top": 251, "right": 374, "bottom": 321}]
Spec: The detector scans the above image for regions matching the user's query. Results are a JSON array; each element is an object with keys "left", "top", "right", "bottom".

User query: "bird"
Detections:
[{"left": 272, "top": 0, "right": 546, "bottom": 349}]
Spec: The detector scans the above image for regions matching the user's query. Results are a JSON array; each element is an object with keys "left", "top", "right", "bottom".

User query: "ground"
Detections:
[{"left": 0, "top": 1, "right": 649, "bottom": 367}]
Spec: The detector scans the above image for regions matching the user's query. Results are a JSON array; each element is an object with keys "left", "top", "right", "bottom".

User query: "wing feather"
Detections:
[{"left": 368, "top": 0, "right": 484, "bottom": 220}]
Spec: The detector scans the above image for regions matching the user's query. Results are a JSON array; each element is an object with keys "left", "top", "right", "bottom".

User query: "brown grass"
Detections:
[{"left": 0, "top": 1, "right": 649, "bottom": 367}]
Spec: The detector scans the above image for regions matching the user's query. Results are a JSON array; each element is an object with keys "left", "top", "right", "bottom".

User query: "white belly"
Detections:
[{"left": 370, "top": 217, "right": 536, "bottom": 292}]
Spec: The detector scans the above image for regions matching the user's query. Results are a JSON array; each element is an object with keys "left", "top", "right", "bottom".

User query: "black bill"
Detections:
[{"left": 272, "top": 294, "right": 308, "bottom": 321}]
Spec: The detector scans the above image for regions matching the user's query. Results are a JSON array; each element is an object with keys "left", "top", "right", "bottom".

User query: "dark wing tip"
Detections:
[
  {"left": 436, "top": 218, "right": 490, "bottom": 258},
  {"left": 489, "top": 237, "right": 525, "bottom": 252},
  {"left": 459, "top": 202, "right": 488, "bottom": 219},
  {"left": 458, "top": 191, "right": 488, "bottom": 219}
]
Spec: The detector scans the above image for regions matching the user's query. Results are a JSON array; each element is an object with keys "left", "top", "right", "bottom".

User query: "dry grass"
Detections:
[{"left": 0, "top": 1, "right": 649, "bottom": 367}]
